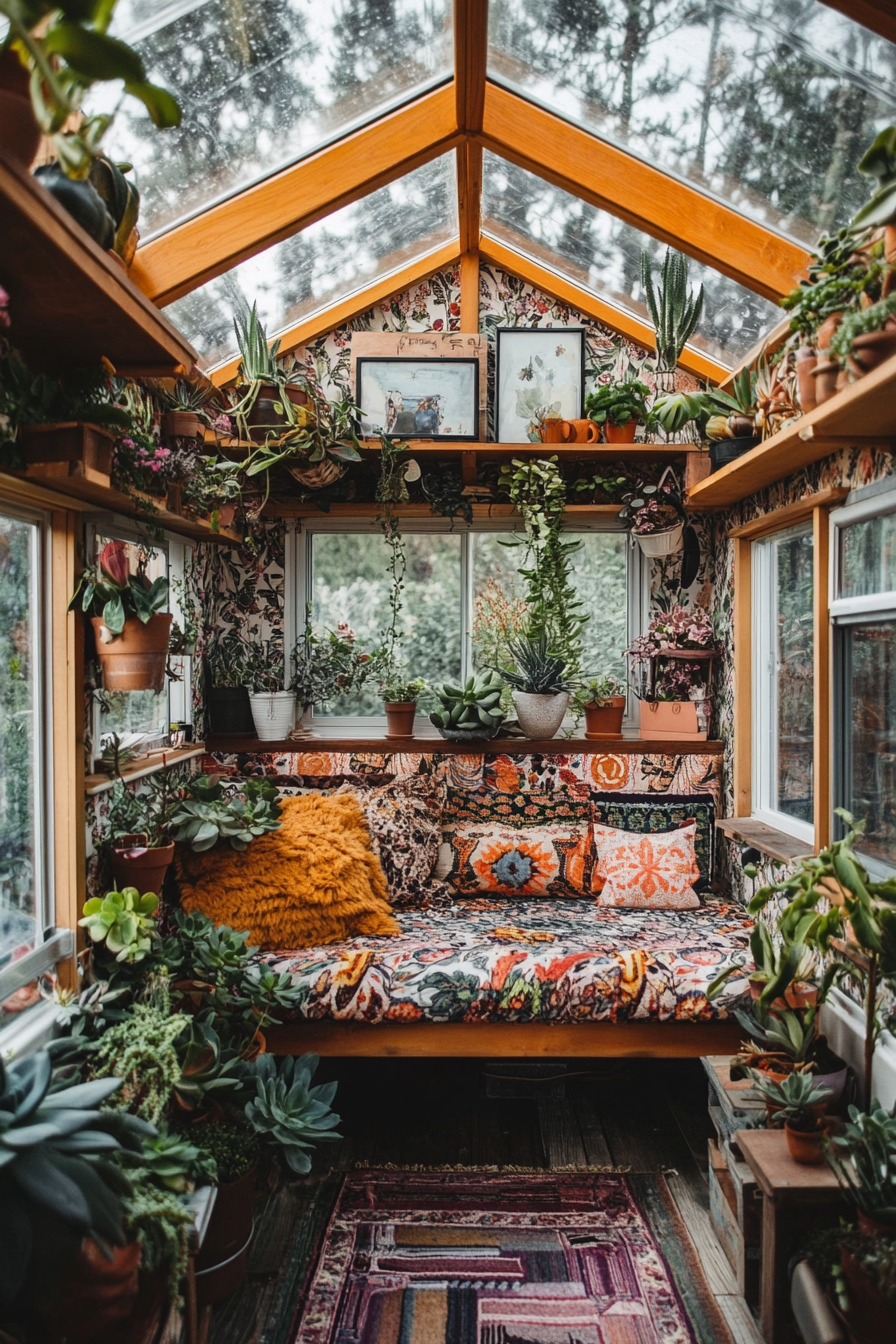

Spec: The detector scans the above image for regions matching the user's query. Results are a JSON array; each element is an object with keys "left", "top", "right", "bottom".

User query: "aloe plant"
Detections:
[
  {"left": 641, "top": 248, "right": 705, "bottom": 371},
  {"left": 79, "top": 887, "right": 160, "bottom": 962},
  {"left": 244, "top": 1054, "right": 341, "bottom": 1174},
  {"left": 500, "top": 633, "right": 572, "bottom": 696}
]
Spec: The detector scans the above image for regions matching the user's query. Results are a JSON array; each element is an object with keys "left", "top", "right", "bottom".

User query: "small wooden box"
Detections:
[{"left": 19, "top": 421, "right": 114, "bottom": 478}]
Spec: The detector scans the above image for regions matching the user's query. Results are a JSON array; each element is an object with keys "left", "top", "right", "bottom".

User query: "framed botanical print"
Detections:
[
  {"left": 495, "top": 327, "right": 586, "bottom": 443},
  {"left": 356, "top": 357, "right": 480, "bottom": 441}
]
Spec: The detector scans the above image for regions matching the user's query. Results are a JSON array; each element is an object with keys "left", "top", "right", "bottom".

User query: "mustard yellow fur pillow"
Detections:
[{"left": 176, "top": 793, "right": 399, "bottom": 949}]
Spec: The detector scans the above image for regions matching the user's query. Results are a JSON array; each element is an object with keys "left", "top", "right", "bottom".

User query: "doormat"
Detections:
[{"left": 290, "top": 1169, "right": 732, "bottom": 1344}]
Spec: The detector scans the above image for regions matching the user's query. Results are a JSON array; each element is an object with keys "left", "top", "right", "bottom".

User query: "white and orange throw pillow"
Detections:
[
  {"left": 591, "top": 820, "right": 701, "bottom": 909},
  {"left": 447, "top": 821, "right": 592, "bottom": 897}
]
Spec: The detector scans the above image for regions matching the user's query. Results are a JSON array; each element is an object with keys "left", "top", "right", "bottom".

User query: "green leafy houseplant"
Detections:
[
  {"left": 641, "top": 248, "right": 705, "bottom": 373},
  {"left": 381, "top": 674, "right": 426, "bottom": 704},
  {"left": 826, "top": 1103, "right": 896, "bottom": 1229},
  {"left": 290, "top": 616, "right": 385, "bottom": 711},
  {"left": 430, "top": 672, "right": 505, "bottom": 738},
  {"left": 750, "top": 1070, "right": 832, "bottom": 1130},
  {"left": 573, "top": 673, "right": 626, "bottom": 711},
  {"left": 0, "top": 0, "right": 181, "bottom": 177},
  {"left": 244, "top": 1053, "right": 341, "bottom": 1174},
  {"left": 70, "top": 539, "right": 168, "bottom": 639},
  {"left": 828, "top": 292, "right": 896, "bottom": 372},
  {"left": 584, "top": 379, "right": 653, "bottom": 430},
  {"left": 169, "top": 774, "right": 282, "bottom": 853},
  {"left": 79, "top": 887, "right": 159, "bottom": 962}
]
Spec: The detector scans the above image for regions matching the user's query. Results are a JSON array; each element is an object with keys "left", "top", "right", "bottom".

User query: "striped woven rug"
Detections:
[{"left": 291, "top": 1170, "right": 732, "bottom": 1344}]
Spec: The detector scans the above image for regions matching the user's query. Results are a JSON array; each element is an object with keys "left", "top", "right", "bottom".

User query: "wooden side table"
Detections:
[{"left": 735, "top": 1130, "right": 846, "bottom": 1344}]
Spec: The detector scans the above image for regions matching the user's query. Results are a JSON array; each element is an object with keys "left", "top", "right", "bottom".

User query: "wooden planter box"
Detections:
[
  {"left": 638, "top": 698, "right": 708, "bottom": 740},
  {"left": 18, "top": 421, "right": 114, "bottom": 484}
]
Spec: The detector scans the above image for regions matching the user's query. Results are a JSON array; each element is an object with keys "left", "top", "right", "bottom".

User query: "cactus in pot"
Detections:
[{"left": 430, "top": 673, "right": 505, "bottom": 740}]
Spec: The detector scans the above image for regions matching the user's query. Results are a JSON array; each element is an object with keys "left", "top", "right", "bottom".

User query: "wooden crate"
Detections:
[
  {"left": 708, "top": 1139, "right": 761, "bottom": 1306},
  {"left": 702, "top": 1053, "right": 765, "bottom": 1140},
  {"left": 723, "top": 1134, "right": 762, "bottom": 1244}
]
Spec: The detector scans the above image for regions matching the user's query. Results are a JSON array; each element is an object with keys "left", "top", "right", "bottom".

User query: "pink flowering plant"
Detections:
[
  {"left": 113, "top": 432, "right": 173, "bottom": 495},
  {"left": 69, "top": 541, "right": 168, "bottom": 638},
  {"left": 630, "top": 604, "right": 717, "bottom": 657},
  {"left": 290, "top": 615, "right": 388, "bottom": 710}
]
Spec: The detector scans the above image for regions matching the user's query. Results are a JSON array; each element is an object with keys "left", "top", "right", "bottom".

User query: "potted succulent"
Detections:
[
  {"left": 381, "top": 674, "right": 426, "bottom": 738},
  {"left": 70, "top": 540, "right": 172, "bottom": 692},
  {"left": 826, "top": 1104, "right": 896, "bottom": 1236},
  {"left": 169, "top": 774, "right": 282, "bottom": 853},
  {"left": 430, "top": 673, "right": 505, "bottom": 741},
  {"left": 828, "top": 293, "right": 896, "bottom": 379},
  {"left": 751, "top": 1071, "right": 833, "bottom": 1165},
  {"left": 189, "top": 1119, "right": 260, "bottom": 1307},
  {"left": 627, "top": 604, "right": 718, "bottom": 740},
  {"left": 498, "top": 633, "right": 572, "bottom": 739},
  {"left": 618, "top": 471, "right": 687, "bottom": 557},
  {"left": 227, "top": 304, "right": 309, "bottom": 444},
  {"left": 156, "top": 378, "right": 216, "bottom": 440},
  {"left": 574, "top": 673, "right": 627, "bottom": 739},
  {"left": 584, "top": 379, "right": 653, "bottom": 443}
]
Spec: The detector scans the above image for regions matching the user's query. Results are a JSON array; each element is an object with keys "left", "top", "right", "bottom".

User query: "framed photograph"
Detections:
[
  {"left": 495, "top": 327, "right": 586, "bottom": 443},
  {"left": 356, "top": 357, "right": 480, "bottom": 441}
]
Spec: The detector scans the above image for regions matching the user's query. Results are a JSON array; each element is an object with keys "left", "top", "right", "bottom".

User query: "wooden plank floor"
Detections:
[{"left": 206, "top": 1058, "right": 763, "bottom": 1344}]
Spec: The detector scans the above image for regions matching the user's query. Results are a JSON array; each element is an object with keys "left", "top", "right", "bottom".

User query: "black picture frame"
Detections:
[
  {"left": 495, "top": 327, "right": 586, "bottom": 443},
  {"left": 356, "top": 357, "right": 480, "bottom": 442}
]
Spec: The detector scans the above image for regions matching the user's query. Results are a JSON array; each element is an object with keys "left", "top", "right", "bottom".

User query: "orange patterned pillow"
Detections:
[
  {"left": 592, "top": 820, "right": 700, "bottom": 908},
  {"left": 448, "top": 821, "right": 592, "bottom": 897}
]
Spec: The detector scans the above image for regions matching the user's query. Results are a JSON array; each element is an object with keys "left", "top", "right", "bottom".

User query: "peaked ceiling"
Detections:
[{"left": 111, "top": 0, "right": 896, "bottom": 379}]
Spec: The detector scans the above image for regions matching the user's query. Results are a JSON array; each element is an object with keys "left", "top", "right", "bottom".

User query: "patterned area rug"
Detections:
[{"left": 291, "top": 1170, "right": 732, "bottom": 1344}]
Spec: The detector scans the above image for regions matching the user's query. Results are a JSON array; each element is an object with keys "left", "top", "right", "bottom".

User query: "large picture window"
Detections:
[
  {"left": 752, "top": 524, "right": 815, "bottom": 843},
  {"left": 293, "top": 519, "right": 643, "bottom": 729},
  {"left": 832, "top": 488, "right": 896, "bottom": 875}
]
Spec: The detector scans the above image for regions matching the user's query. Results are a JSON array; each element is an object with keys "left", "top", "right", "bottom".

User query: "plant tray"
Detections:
[{"left": 18, "top": 420, "right": 114, "bottom": 481}]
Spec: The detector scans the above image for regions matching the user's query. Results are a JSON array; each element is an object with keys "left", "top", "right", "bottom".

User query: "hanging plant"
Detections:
[
  {"left": 497, "top": 456, "right": 587, "bottom": 682},
  {"left": 374, "top": 436, "right": 409, "bottom": 674}
]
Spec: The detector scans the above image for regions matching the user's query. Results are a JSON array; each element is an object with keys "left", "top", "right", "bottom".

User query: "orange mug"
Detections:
[
  {"left": 567, "top": 418, "right": 600, "bottom": 443},
  {"left": 539, "top": 416, "right": 573, "bottom": 443}
]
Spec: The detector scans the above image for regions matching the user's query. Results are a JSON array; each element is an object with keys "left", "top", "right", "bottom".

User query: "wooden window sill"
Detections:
[
  {"left": 206, "top": 734, "right": 723, "bottom": 756},
  {"left": 85, "top": 744, "right": 206, "bottom": 796},
  {"left": 717, "top": 817, "right": 813, "bottom": 863}
]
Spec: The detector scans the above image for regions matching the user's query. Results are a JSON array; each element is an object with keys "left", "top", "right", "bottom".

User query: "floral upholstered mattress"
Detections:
[{"left": 264, "top": 896, "right": 752, "bottom": 1025}]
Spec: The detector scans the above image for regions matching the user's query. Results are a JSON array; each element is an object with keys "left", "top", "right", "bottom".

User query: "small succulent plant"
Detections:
[
  {"left": 79, "top": 887, "right": 159, "bottom": 962},
  {"left": 499, "top": 633, "right": 571, "bottom": 696},
  {"left": 244, "top": 1053, "right": 341, "bottom": 1174},
  {"left": 430, "top": 672, "right": 505, "bottom": 733}
]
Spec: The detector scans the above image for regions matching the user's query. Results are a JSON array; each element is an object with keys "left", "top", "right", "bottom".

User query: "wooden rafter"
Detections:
[
  {"left": 480, "top": 234, "right": 727, "bottom": 382},
  {"left": 820, "top": 0, "right": 896, "bottom": 44},
  {"left": 132, "top": 85, "right": 460, "bottom": 305},
  {"left": 457, "top": 139, "right": 483, "bottom": 256},
  {"left": 207, "top": 240, "right": 461, "bottom": 384},
  {"left": 479, "top": 83, "right": 807, "bottom": 301},
  {"left": 454, "top": 0, "right": 488, "bottom": 133}
]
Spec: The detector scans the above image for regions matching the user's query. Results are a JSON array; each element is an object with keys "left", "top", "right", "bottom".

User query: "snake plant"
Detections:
[{"left": 641, "top": 248, "right": 705, "bottom": 371}]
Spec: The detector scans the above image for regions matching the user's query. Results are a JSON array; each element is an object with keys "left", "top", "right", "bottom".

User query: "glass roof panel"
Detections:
[
  {"left": 166, "top": 152, "right": 458, "bottom": 369},
  {"left": 488, "top": 0, "right": 896, "bottom": 246},
  {"left": 102, "top": 0, "right": 453, "bottom": 239},
  {"left": 481, "top": 152, "right": 781, "bottom": 367}
]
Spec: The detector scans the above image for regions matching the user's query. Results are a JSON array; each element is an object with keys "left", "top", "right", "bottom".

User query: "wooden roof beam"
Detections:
[
  {"left": 479, "top": 83, "right": 807, "bottom": 301},
  {"left": 208, "top": 239, "right": 461, "bottom": 385},
  {"left": 820, "top": 0, "right": 896, "bottom": 45},
  {"left": 479, "top": 234, "right": 728, "bottom": 383},
  {"left": 132, "top": 84, "right": 460, "bottom": 306}
]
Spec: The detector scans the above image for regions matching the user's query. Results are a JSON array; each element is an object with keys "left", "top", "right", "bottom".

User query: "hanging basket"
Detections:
[
  {"left": 288, "top": 458, "right": 347, "bottom": 490},
  {"left": 90, "top": 614, "right": 172, "bottom": 692},
  {"left": 635, "top": 523, "right": 684, "bottom": 557},
  {"left": 249, "top": 690, "right": 296, "bottom": 740}
]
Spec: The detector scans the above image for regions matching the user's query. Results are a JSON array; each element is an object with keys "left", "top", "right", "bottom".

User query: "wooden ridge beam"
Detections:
[
  {"left": 820, "top": 0, "right": 896, "bottom": 45},
  {"left": 208, "top": 240, "right": 461, "bottom": 384},
  {"left": 479, "top": 83, "right": 807, "bottom": 301},
  {"left": 454, "top": 0, "right": 488, "bottom": 134},
  {"left": 479, "top": 233, "right": 727, "bottom": 382},
  {"left": 458, "top": 138, "right": 483, "bottom": 256},
  {"left": 132, "top": 84, "right": 460, "bottom": 305}
]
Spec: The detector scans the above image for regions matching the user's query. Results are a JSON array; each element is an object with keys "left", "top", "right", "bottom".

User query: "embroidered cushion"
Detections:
[
  {"left": 435, "top": 791, "right": 589, "bottom": 885},
  {"left": 590, "top": 794, "right": 715, "bottom": 890},
  {"left": 592, "top": 820, "right": 701, "bottom": 909},
  {"left": 338, "top": 776, "right": 451, "bottom": 909},
  {"left": 447, "top": 820, "right": 592, "bottom": 897}
]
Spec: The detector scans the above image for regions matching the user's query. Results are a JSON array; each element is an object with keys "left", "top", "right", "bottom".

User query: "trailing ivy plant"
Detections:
[
  {"left": 498, "top": 456, "right": 587, "bottom": 680},
  {"left": 375, "top": 436, "right": 409, "bottom": 673}
]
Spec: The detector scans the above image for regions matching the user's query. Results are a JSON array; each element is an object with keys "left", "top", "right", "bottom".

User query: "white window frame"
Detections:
[
  {"left": 751, "top": 521, "right": 816, "bottom": 847},
  {"left": 830, "top": 482, "right": 896, "bottom": 878},
  {"left": 285, "top": 515, "right": 647, "bottom": 737},
  {"left": 0, "top": 500, "right": 60, "bottom": 1020}
]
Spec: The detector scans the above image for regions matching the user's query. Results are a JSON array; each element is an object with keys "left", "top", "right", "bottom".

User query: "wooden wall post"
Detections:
[
  {"left": 460, "top": 250, "right": 480, "bottom": 335},
  {"left": 813, "top": 505, "right": 832, "bottom": 849},
  {"left": 51, "top": 509, "right": 85, "bottom": 989}
]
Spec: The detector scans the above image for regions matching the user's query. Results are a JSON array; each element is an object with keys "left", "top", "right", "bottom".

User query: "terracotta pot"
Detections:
[
  {"left": 856, "top": 1210, "right": 896, "bottom": 1238},
  {"left": 566, "top": 418, "right": 600, "bottom": 443},
  {"left": 795, "top": 347, "right": 818, "bottom": 413},
  {"left": 195, "top": 1164, "right": 257, "bottom": 1307},
  {"left": 111, "top": 838, "right": 175, "bottom": 896},
  {"left": 836, "top": 365, "right": 850, "bottom": 392},
  {"left": 539, "top": 417, "right": 573, "bottom": 443},
  {"left": 785, "top": 1122, "right": 827, "bottom": 1165},
  {"left": 583, "top": 696, "right": 626, "bottom": 739},
  {"left": 811, "top": 358, "right": 840, "bottom": 404},
  {"left": 848, "top": 326, "right": 896, "bottom": 376},
  {"left": 160, "top": 410, "right": 201, "bottom": 438},
  {"left": 840, "top": 1249, "right": 896, "bottom": 1341},
  {"left": 384, "top": 701, "right": 417, "bottom": 738},
  {"left": 885, "top": 224, "right": 896, "bottom": 268},
  {"left": 749, "top": 975, "right": 766, "bottom": 1001},
  {"left": 816, "top": 312, "right": 844, "bottom": 351},
  {"left": 785, "top": 980, "right": 818, "bottom": 1010},
  {"left": 39, "top": 1237, "right": 141, "bottom": 1341},
  {"left": 216, "top": 502, "right": 237, "bottom": 529},
  {"left": 604, "top": 420, "right": 638, "bottom": 443},
  {"left": 91, "top": 613, "right": 172, "bottom": 692},
  {"left": 246, "top": 382, "right": 308, "bottom": 442},
  {"left": 0, "top": 49, "right": 41, "bottom": 170}
]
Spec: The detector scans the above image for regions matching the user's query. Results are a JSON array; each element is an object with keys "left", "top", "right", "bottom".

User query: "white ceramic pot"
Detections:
[
  {"left": 248, "top": 691, "right": 295, "bottom": 741},
  {"left": 636, "top": 523, "right": 684, "bottom": 557},
  {"left": 513, "top": 690, "right": 570, "bottom": 739}
]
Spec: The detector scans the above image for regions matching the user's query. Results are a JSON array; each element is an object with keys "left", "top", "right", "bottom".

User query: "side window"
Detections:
[{"left": 752, "top": 524, "right": 815, "bottom": 843}]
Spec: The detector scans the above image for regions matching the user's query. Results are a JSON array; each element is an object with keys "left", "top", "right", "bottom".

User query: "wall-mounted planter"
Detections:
[
  {"left": 18, "top": 421, "right": 114, "bottom": 481},
  {"left": 91, "top": 613, "right": 172, "bottom": 693},
  {"left": 635, "top": 523, "right": 683, "bottom": 557},
  {"left": 638, "top": 699, "right": 707, "bottom": 740}
]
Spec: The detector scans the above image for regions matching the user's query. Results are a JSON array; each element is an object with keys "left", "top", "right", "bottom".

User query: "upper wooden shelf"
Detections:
[
  {"left": 687, "top": 350, "right": 896, "bottom": 508},
  {"left": 263, "top": 501, "right": 621, "bottom": 519},
  {"left": 0, "top": 148, "right": 197, "bottom": 375},
  {"left": 205, "top": 734, "right": 723, "bottom": 756},
  {"left": 206, "top": 431, "right": 697, "bottom": 459}
]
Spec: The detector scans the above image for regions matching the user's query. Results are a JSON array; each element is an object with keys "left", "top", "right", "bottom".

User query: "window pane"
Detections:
[
  {"left": 102, "top": 0, "right": 453, "bottom": 237},
  {"left": 488, "top": 0, "right": 896, "bottom": 246},
  {"left": 481, "top": 152, "right": 781, "bottom": 367},
  {"left": 774, "top": 531, "right": 815, "bottom": 824},
  {"left": 843, "top": 621, "right": 896, "bottom": 867},
  {"left": 310, "top": 531, "right": 462, "bottom": 715},
  {"left": 840, "top": 511, "right": 896, "bottom": 599},
  {"left": 471, "top": 530, "right": 629, "bottom": 682},
  {"left": 0, "top": 515, "right": 41, "bottom": 970},
  {"left": 166, "top": 153, "right": 458, "bottom": 369},
  {"left": 95, "top": 539, "right": 169, "bottom": 749}
]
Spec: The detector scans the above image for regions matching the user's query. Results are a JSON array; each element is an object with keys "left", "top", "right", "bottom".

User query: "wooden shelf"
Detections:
[
  {"left": 263, "top": 501, "right": 622, "bottom": 519},
  {"left": 205, "top": 431, "right": 698, "bottom": 459},
  {"left": 687, "top": 351, "right": 896, "bottom": 508},
  {"left": 717, "top": 817, "right": 813, "bottom": 863},
  {"left": 1, "top": 463, "right": 242, "bottom": 545},
  {"left": 206, "top": 734, "right": 724, "bottom": 755},
  {"left": 0, "top": 148, "right": 197, "bottom": 375},
  {"left": 85, "top": 744, "right": 206, "bottom": 795}
]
